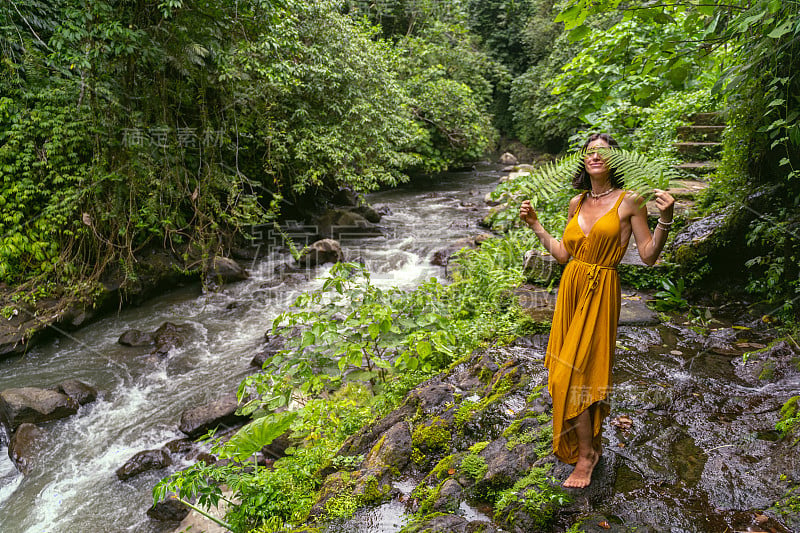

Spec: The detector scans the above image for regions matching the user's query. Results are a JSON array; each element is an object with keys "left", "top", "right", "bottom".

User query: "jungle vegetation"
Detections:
[
  {"left": 2, "top": 0, "right": 800, "bottom": 528},
  {"left": 1, "top": 0, "right": 798, "bottom": 309}
]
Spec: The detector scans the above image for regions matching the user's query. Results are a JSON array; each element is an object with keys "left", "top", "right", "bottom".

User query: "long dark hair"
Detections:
[{"left": 571, "top": 133, "right": 623, "bottom": 190}]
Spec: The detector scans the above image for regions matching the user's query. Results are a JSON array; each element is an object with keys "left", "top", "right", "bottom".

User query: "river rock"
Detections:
[
  {"left": 56, "top": 379, "right": 97, "bottom": 406},
  {"left": 178, "top": 392, "right": 248, "bottom": 438},
  {"left": 296, "top": 239, "right": 344, "bottom": 267},
  {"left": 0, "top": 387, "right": 78, "bottom": 431},
  {"left": 431, "top": 237, "right": 480, "bottom": 267},
  {"left": 147, "top": 497, "right": 190, "bottom": 522},
  {"left": 314, "top": 209, "right": 382, "bottom": 240},
  {"left": 151, "top": 322, "right": 193, "bottom": 357},
  {"left": 522, "top": 249, "right": 561, "bottom": 284},
  {"left": 163, "top": 438, "right": 195, "bottom": 455},
  {"left": 205, "top": 256, "right": 248, "bottom": 284},
  {"left": 400, "top": 514, "right": 500, "bottom": 533},
  {"left": 116, "top": 448, "right": 172, "bottom": 480},
  {"left": 8, "top": 422, "right": 47, "bottom": 474},
  {"left": 351, "top": 205, "right": 382, "bottom": 223},
  {"left": 251, "top": 335, "right": 286, "bottom": 369},
  {"left": 432, "top": 478, "right": 463, "bottom": 513},
  {"left": 499, "top": 152, "right": 518, "bottom": 165},
  {"left": 118, "top": 329, "right": 155, "bottom": 347},
  {"left": 332, "top": 187, "right": 360, "bottom": 207}
]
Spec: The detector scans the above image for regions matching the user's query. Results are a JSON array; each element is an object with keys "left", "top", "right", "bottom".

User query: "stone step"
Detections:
[
  {"left": 662, "top": 179, "right": 709, "bottom": 200},
  {"left": 673, "top": 161, "right": 718, "bottom": 178},
  {"left": 674, "top": 141, "right": 723, "bottom": 160},
  {"left": 687, "top": 112, "right": 725, "bottom": 126},
  {"left": 676, "top": 125, "right": 725, "bottom": 142}
]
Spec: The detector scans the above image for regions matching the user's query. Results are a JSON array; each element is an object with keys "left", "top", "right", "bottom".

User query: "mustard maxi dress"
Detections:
[{"left": 545, "top": 190, "right": 626, "bottom": 465}]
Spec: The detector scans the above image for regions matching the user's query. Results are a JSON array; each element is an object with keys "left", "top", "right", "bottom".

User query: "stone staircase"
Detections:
[{"left": 620, "top": 112, "right": 725, "bottom": 267}]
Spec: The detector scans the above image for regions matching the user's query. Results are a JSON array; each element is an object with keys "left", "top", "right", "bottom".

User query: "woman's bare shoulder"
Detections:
[{"left": 620, "top": 190, "right": 648, "bottom": 213}]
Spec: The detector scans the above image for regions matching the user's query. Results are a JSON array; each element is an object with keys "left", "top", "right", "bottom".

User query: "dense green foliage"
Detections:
[
  {"left": 154, "top": 233, "right": 545, "bottom": 531},
  {"left": 0, "top": 0, "right": 495, "bottom": 292}
]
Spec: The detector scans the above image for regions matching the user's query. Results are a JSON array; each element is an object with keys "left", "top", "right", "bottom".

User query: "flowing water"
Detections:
[{"left": 0, "top": 164, "right": 502, "bottom": 533}]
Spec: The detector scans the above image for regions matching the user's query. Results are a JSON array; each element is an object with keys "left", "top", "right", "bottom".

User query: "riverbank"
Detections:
[{"left": 0, "top": 163, "right": 505, "bottom": 532}]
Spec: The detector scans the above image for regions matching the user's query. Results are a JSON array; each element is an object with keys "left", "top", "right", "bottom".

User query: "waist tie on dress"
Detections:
[{"left": 571, "top": 258, "right": 616, "bottom": 291}]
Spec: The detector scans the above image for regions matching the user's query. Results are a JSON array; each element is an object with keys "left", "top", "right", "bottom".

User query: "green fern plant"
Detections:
[{"left": 519, "top": 147, "right": 680, "bottom": 207}]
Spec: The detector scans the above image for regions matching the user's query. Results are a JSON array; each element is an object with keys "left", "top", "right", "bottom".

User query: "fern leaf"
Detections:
[
  {"left": 518, "top": 151, "right": 583, "bottom": 207},
  {"left": 518, "top": 147, "right": 679, "bottom": 208}
]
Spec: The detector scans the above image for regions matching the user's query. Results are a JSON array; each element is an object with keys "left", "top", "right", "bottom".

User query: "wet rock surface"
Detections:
[
  {"left": 116, "top": 448, "right": 172, "bottom": 481},
  {"left": 0, "top": 387, "right": 78, "bottom": 431},
  {"left": 297, "top": 239, "right": 345, "bottom": 267},
  {"left": 204, "top": 256, "right": 249, "bottom": 284},
  {"left": 147, "top": 497, "right": 190, "bottom": 523},
  {"left": 8, "top": 422, "right": 47, "bottom": 474},
  {"left": 178, "top": 392, "right": 248, "bottom": 438},
  {"left": 56, "top": 379, "right": 97, "bottom": 406},
  {"left": 300, "top": 304, "right": 799, "bottom": 533}
]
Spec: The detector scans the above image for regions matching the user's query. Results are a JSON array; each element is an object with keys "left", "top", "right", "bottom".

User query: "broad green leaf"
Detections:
[
  {"left": 368, "top": 322, "right": 380, "bottom": 340},
  {"left": 301, "top": 331, "right": 315, "bottom": 348},
  {"left": 568, "top": 25, "right": 591, "bottom": 42},
  {"left": 416, "top": 340, "right": 432, "bottom": 357},
  {"left": 218, "top": 411, "right": 297, "bottom": 461}
]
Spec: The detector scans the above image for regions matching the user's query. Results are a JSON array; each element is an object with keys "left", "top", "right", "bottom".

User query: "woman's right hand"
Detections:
[{"left": 519, "top": 200, "right": 538, "bottom": 227}]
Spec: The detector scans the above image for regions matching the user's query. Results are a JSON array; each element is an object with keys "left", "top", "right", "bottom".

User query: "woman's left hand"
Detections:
[{"left": 652, "top": 189, "right": 675, "bottom": 220}]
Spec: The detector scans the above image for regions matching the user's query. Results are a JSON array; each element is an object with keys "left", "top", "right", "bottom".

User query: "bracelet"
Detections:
[
  {"left": 657, "top": 218, "right": 673, "bottom": 226},
  {"left": 656, "top": 223, "right": 671, "bottom": 232}
]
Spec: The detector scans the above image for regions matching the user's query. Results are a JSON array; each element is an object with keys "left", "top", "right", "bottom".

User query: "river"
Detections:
[{"left": 0, "top": 163, "right": 503, "bottom": 533}]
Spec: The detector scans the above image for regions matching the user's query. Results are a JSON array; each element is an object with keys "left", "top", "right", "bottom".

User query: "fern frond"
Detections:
[
  {"left": 598, "top": 147, "right": 680, "bottom": 203},
  {"left": 517, "top": 151, "right": 583, "bottom": 207},
  {"left": 517, "top": 147, "right": 679, "bottom": 208}
]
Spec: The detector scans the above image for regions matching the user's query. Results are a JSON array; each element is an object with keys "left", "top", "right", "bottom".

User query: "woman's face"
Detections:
[{"left": 584, "top": 138, "right": 611, "bottom": 181}]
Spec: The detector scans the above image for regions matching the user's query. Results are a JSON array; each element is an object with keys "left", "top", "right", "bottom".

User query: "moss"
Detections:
[
  {"left": 770, "top": 482, "right": 800, "bottom": 527},
  {"left": 759, "top": 359, "right": 776, "bottom": 380},
  {"left": 468, "top": 441, "right": 489, "bottom": 454},
  {"left": 412, "top": 418, "right": 452, "bottom": 452},
  {"left": 777, "top": 395, "right": 800, "bottom": 437},
  {"left": 428, "top": 454, "right": 458, "bottom": 481},
  {"left": 322, "top": 471, "right": 392, "bottom": 520},
  {"left": 526, "top": 385, "right": 544, "bottom": 404},
  {"left": 460, "top": 453, "right": 487, "bottom": 481},
  {"left": 454, "top": 399, "right": 479, "bottom": 429},
  {"left": 411, "top": 447, "right": 426, "bottom": 464},
  {"left": 493, "top": 464, "right": 571, "bottom": 529}
]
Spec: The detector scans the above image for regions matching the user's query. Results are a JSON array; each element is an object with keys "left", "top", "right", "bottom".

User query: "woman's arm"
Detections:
[
  {"left": 519, "top": 195, "right": 580, "bottom": 264},
  {"left": 628, "top": 189, "right": 675, "bottom": 266}
]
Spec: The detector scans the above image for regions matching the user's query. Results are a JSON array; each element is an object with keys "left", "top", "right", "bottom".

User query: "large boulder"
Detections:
[
  {"left": 8, "top": 422, "right": 47, "bottom": 474},
  {"left": 116, "top": 448, "right": 172, "bottom": 480},
  {"left": 117, "top": 329, "right": 155, "bottom": 347},
  {"left": 147, "top": 497, "right": 190, "bottom": 522},
  {"left": 56, "top": 379, "right": 97, "bottom": 406},
  {"left": 178, "top": 392, "right": 248, "bottom": 438},
  {"left": 499, "top": 152, "right": 518, "bottom": 165},
  {"left": 205, "top": 256, "right": 249, "bottom": 284},
  {"left": 313, "top": 209, "right": 382, "bottom": 240},
  {"left": 151, "top": 322, "right": 193, "bottom": 357},
  {"left": 351, "top": 205, "right": 383, "bottom": 223},
  {"left": 296, "top": 239, "right": 344, "bottom": 267},
  {"left": 522, "top": 249, "right": 562, "bottom": 284},
  {"left": 0, "top": 387, "right": 78, "bottom": 431}
]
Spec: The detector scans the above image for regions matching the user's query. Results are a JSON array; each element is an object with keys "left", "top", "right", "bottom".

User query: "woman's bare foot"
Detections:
[{"left": 563, "top": 449, "right": 600, "bottom": 488}]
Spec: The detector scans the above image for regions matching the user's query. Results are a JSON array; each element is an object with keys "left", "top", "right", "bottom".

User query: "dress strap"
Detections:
[
  {"left": 575, "top": 191, "right": 588, "bottom": 215},
  {"left": 612, "top": 189, "right": 626, "bottom": 209}
]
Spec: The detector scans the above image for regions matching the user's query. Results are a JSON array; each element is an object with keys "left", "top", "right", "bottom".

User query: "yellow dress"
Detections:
[{"left": 545, "top": 190, "right": 626, "bottom": 465}]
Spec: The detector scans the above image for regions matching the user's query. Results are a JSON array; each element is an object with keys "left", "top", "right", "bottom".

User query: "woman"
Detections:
[{"left": 519, "top": 133, "right": 674, "bottom": 488}]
